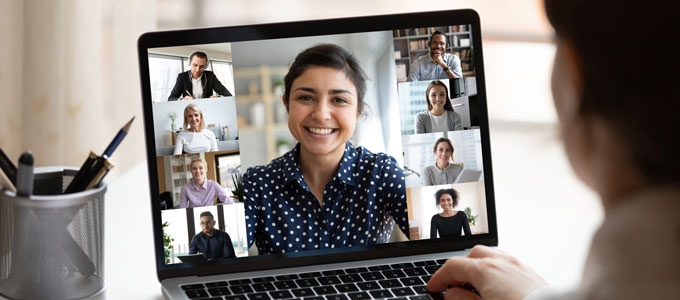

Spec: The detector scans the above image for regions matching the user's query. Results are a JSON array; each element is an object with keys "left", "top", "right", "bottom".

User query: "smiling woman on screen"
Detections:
[
  {"left": 414, "top": 80, "right": 463, "bottom": 134},
  {"left": 173, "top": 103, "right": 218, "bottom": 155},
  {"left": 243, "top": 43, "right": 409, "bottom": 255}
]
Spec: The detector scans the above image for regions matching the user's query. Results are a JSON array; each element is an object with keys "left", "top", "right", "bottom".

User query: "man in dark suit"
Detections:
[{"left": 167, "top": 51, "right": 232, "bottom": 101}]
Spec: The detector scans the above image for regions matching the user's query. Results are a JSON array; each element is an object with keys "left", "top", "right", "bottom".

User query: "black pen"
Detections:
[{"left": 16, "top": 150, "right": 34, "bottom": 197}]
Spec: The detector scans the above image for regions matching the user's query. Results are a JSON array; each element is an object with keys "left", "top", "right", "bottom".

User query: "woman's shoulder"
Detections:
[
  {"left": 244, "top": 149, "right": 296, "bottom": 179},
  {"left": 415, "top": 111, "right": 429, "bottom": 118},
  {"left": 353, "top": 145, "right": 399, "bottom": 166},
  {"left": 201, "top": 129, "right": 216, "bottom": 138}
]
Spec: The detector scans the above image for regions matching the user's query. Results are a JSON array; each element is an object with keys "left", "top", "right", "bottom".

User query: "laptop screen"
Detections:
[{"left": 138, "top": 9, "right": 496, "bottom": 279}]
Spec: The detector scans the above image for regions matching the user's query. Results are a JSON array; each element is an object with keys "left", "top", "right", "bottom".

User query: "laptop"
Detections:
[
  {"left": 138, "top": 9, "right": 497, "bottom": 299},
  {"left": 455, "top": 169, "right": 484, "bottom": 184}
]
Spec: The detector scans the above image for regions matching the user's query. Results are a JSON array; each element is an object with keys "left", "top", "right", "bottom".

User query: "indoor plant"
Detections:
[{"left": 464, "top": 206, "right": 478, "bottom": 228}]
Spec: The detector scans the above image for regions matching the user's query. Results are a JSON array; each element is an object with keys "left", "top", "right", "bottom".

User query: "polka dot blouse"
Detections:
[{"left": 243, "top": 142, "right": 410, "bottom": 255}]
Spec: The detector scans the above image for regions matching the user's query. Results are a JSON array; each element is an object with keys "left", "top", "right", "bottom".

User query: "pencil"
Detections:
[
  {"left": 0, "top": 166, "right": 15, "bottom": 192},
  {"left": 102, "top": 116, "right": 135, "bottom": 159},
  {"left": 0, "top": 146, "right": 17, "bottom": 185}
]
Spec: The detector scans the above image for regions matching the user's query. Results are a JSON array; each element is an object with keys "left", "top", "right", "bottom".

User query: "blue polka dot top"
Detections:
[{"left": 243, "top": 142, "right": 410, "bottom": 255}]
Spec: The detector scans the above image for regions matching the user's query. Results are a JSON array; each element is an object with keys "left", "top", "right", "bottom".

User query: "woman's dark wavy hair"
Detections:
[
  {"left": 435, "top": 188, "right": 459, "bottom": 208},
  {"left": 545, "top": 0, "right": 680, "bottom": 184},
  {"left": 283, "top": 43, "right": 368, "bottom": 115}
]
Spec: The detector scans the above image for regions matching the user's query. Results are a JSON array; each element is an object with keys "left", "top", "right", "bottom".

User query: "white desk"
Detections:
[{"left": 97, "top": 121, "right": 601, "bottom": 299}]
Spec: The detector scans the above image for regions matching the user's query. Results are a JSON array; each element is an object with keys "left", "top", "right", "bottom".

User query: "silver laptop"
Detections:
[{"left": 138, "top": 9, "right": 496, "bottom": 299}]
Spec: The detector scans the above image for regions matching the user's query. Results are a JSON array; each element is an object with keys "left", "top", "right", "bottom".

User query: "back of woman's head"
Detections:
[
  {"left": 283, "top": 43, "right": 368, "bottom": 114},
  {"left": 545, "top": 0, "right": 680, "bottom": 184}
]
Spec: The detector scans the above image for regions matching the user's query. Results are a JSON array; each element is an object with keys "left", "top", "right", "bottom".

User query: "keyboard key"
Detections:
[
  {"left": 413, "top": 260, "right": 438, "bottom": 267},
  {"left": 378, "top": 279, "right": 402, "bottom": 289},
  {"left": 248, "top": 292, "right": 271, "bottom": 300},
  {"left": 270, "top": 290, "right": 293, "bottom": 299},
  {"left": 339, "top": 274, "right": 363, "bottom": 283},
  {"left": 412, "top": 285, "right": 429, "bottom": 294},
  {"left": 322, "top": 269, "right": 345, "bottom": 276},
  {"left": 208, "top": 287, "right": 231, "bottom": 296},
  {"left": 226, "top": 295, "right": 249, "bottom": 300},
  {"left": 360, "top": 271, "right": 384, "bottom": 281},
  {"left": 313, "top": 286, "right": 338, "bottom": 295},
  {"left": 230, "top": 285, "right": 254, "bottom": 294},
  {"left": 184, "top": 289, "right": 209, "bottom": 299},
  {"left": 299, "top": 271, "right": 323, "bottom": 278},
  {"left": 335, "top": 283, "right": 359, "bottom": 293},
  {"left": 304, "top": 297, "right": 324, "bottom": 300},
  {"left": 276, "top": 274, "right": 300, "bottom": 281},
  {"left": 368, "top": 265, "right": 391, "bottom": 271},
  {"left": 206, "top": 281, "right": 228, "bottom": 287},
  {"left": 392, "top": 287, "right": 415, "bottom": 297},
  {"left": 346, "top": 291, "right": 371, "bottom": 300},
  {"left": 410, "top": 296, "right": 434, "bottom": 300},
  {"left": 435, "top": 259, "right": 447, "bottom": 265},
  {"left": 273, "top": 280, "right": 298, "bottom": 290},
  {"left": 368, "top": 290, "right": 394, "bottom": 298},
  {"left": 251, "top": 282, "right": 276, "bottom": 292},
  {"left": 400, "top": 277, "right": 425, "bottom": 286},
  {"left": 325, "top": 295, "right": 349, "bottom": 300},
  {"left": 230, "top": 279, "right": 253, "bottom": 285},
  {"left": 317, "top": 276, "right": 341, "bottom": 285},
  {"left": 344, "top": 267, "right": 368, "bottom": 273},
  {"left": 391, "top": 262, "right": 414, "bottom": 269},
  {"left": 291, "top": 288, "right": 314, "bottom": 297},
  {"left": 182, "top": 284, "right": 205, "bottom": 290},
  {"left": 252, "top": 276, "right": 276, "bottom": 283},
  {"left": 295, "top": 278, "right": 320, "bottom": 287},
  {"left": 404, "top": 267, "right": 428, "bottom": 277},
  {"left": 424, "top": 265, "right": 441, "bottom": 274},
  {"left": 356, "top": 281, "right": 380, "bottom": 290},
  {"left": 382, "top": 269, "right": 407, "bottom": 279}
]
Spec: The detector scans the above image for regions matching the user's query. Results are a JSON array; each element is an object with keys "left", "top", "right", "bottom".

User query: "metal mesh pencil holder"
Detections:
[{"left": 0, "top": 167, "right": 106, "bottom": 300}]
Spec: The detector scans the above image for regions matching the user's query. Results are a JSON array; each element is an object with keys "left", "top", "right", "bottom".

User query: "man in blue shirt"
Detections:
[
  {"left": 408, "top": 31, "right": 463, "bottom": 82},
  {"left": 189, "top": 211, "right": 236, "bottom": 260}
]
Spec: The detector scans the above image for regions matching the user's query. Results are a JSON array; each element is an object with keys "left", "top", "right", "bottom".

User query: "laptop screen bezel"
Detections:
[{"left": 137, "top": 9, "right": 497, "bottom": 280}]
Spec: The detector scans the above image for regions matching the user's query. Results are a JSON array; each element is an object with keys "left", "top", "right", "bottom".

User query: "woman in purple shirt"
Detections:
[{"left": 180, "top": 158, "right": 233, "bottom": 208}]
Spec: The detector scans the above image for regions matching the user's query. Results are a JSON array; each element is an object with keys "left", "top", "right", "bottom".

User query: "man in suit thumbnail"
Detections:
[{"left": 168, "top": 51, "right": 232, "bottom": 100}]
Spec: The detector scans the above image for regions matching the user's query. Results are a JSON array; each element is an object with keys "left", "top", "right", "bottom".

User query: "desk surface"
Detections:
[{"left": 99, "top": 120, "right": 601, "bottom": 300}]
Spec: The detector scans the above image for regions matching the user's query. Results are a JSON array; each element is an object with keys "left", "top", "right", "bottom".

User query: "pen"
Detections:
[
  {"left": 16, "top": 150, "right": 34, "bottom": 197},
  {"left": 102, "top": 116, "right": 135, "bottom": 159},
  {"left": 65, "top": 117, "right": 134, "bottom": 193},
  {"left": 0, "top": 145, "right": 17, "bottom": 186}
]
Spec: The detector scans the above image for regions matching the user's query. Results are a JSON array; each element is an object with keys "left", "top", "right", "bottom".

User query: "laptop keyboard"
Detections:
[{"left": 181, "top": 259, "right": 447, "bottom": 300}]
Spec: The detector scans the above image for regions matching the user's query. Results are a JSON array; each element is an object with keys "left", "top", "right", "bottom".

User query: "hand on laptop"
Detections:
[{"left": 427, "top": 245, "right": 547, "bottom": 300}]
